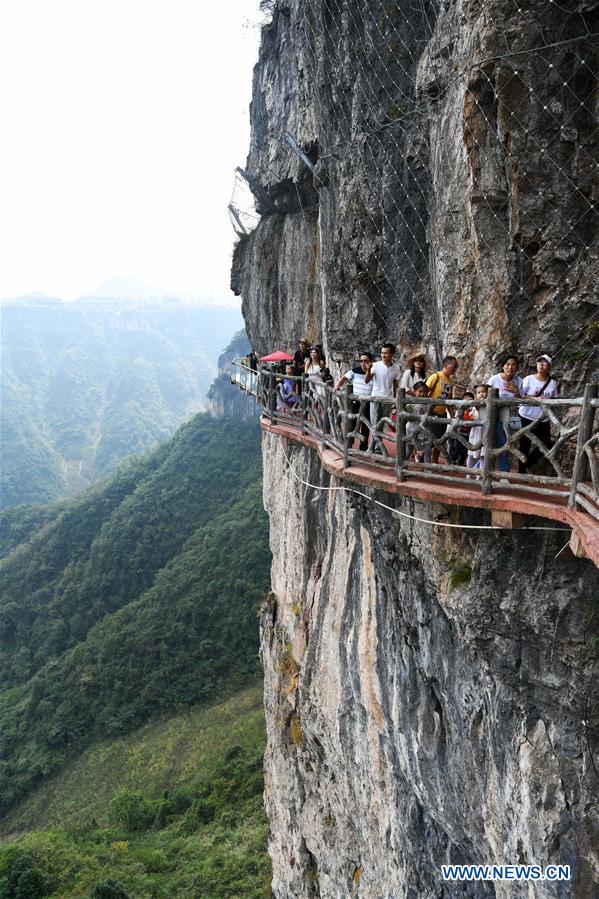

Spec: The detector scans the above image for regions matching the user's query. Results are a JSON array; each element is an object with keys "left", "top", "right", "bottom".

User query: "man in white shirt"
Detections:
[
  {"left": 335, "top": 351, "right": 374, "bottom": 451},
  {"left": 365, "top": 343, "right": 401, "bottom": 453}
]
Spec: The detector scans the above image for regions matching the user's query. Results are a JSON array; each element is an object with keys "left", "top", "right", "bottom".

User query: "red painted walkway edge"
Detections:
[{"left": 261, "top": 416, "right": 599, "bottom": 569}]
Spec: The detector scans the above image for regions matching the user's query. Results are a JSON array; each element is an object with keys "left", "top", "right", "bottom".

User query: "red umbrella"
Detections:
[{"left": 259, "top": 350, "right": 294, "bottom": 362}]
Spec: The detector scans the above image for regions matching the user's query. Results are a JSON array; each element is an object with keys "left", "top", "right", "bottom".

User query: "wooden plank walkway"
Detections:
[{"left": 261, "top": 416, "right": 599, "bottom": 569}]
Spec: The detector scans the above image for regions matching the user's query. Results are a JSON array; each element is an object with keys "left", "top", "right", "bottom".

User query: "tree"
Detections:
[
  {"left": 108, "top": 790, "right": 156, "bottom": 832},
  {"left": 91, "top": 880, "right": 130, "bottom": 899}
]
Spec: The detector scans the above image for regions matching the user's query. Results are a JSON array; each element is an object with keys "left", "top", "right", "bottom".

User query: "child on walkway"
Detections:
[
  {"left": 447, "top": 388, "right": 474, "bottom": 466},
  {"left": 406, "top": 381, "right": 432, "bottom": 463},
  {"left": 466, "top": 385, "right": 488, "bottom": 473}
]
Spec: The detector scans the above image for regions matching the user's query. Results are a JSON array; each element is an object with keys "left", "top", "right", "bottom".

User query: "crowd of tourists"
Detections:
[{"left": 257, "top": 338, "right": 558, "bottom": 474}]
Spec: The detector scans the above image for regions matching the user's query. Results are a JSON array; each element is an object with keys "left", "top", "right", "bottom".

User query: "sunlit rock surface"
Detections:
[{"left": 260, "top": 435, "right": 598, "bottom": 897}]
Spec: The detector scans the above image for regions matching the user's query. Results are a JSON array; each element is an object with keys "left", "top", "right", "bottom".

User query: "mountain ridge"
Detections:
[
  {"left": 0, "top": 412, "right": 270, "bottom": 814},
  {"left": 1, "top": 301, "right": 244, "bottom": 508}
]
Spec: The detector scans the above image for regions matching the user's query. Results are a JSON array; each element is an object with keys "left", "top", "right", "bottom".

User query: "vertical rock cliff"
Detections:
[{"left": 232, "top": 1, "right": 599, "bottom": 895}]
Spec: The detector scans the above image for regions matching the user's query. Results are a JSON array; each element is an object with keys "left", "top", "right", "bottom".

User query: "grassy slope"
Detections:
[
  {"left": 0, "top": 684, "right": 265, "bottom": 835},
  {"left": 0, "top": 685, "right": 271, "bottom": 898}
]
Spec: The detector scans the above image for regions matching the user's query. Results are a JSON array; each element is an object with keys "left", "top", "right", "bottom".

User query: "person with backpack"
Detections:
[
  {"left": 517, "top": 354, "right": 558, "bottom": 473},
  {"left": 425, "top": 356, "right": 458, "bottom": 463}
]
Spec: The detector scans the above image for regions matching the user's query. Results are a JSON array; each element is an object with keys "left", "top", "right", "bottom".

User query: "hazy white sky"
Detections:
[{"left": 0, "top": 1, "right": 262, "bottom": 301}]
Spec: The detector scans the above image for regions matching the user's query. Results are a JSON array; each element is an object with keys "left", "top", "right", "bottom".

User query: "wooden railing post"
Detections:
[
  {"left": 267, "top": 370, "right": 277, "bottom": 421},
  {"left": 396, "top": 387, "right": 406, "bottom": 482},
  {"left": 481, "top": 387, "right": 498, "bottom": 496},
  {"left": 569, "top": 383, "right": 598, "bottom": 509},
  {"left": 257, "top": 369, "right": 263, "bottom": 409},
  {"left": 343, "top": 383, "right": 352, "bottom": 469},
  {"left": 301, "top": 375, "right": 309, "bottom": 435},
  {"left": 323, "top": 385, "right": 331, "bottom": 445}
]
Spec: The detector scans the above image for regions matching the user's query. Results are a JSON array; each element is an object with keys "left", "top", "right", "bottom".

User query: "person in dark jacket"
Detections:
[{"left": 293, "top": 338, "right": 310, "bottom": 376}]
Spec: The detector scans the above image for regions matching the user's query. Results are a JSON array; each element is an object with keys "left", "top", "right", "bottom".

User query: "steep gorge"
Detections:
[{"left": 233, "top": 1, "right": 599, "bottom": 895}]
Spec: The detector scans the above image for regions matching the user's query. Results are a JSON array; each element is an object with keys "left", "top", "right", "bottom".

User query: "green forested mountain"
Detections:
[
  {"left": 0, "top": 298, "right": 243, "bottom": 508},
  {"left": 0, "top": 410, "right": 271, "bottom": 896},
  {"left": 0, "top": 412, "right": 270, "bottom": 811}
]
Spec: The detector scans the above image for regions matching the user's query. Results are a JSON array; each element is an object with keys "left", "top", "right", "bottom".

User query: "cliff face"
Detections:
[
  {"left": 233, "top": 1, "right": 599, "bottom": 895},
  {"left": 260, "top": 435, "right": 599, "bottom": 897}
]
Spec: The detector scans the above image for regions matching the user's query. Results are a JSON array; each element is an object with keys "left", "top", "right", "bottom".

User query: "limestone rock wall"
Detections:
[
  {"left": 233, "top": 1, "right": 599, "bottom": 895},
  {"left": 234, "top": 0, "right": 598, "bottom": 385},
  {"left": 261, "top": 435, "right": 599, "bottom": 897}
]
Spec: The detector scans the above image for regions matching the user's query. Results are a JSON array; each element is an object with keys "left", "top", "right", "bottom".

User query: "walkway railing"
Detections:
[{"left": 231, "top": 359, "right": 599, "bottom": 547}]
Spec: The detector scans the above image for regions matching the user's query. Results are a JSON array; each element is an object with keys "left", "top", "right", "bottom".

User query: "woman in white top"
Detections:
[
  {"left": 400, "top": 353, "right": 427, "bottom": 395},
  {"left": 487, "top": 354, "right": 523, "bottom": 473},
  {"left": 517, "top": 354, "right": 558, "bottom": 473},
  {"left": 305, "top": 346, "right": 326, "bottom": 398}
]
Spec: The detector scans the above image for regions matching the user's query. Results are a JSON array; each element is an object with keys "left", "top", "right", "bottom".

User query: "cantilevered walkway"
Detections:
[{"left": 232, "top": 361, "right": 599, "bottom": 568}]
